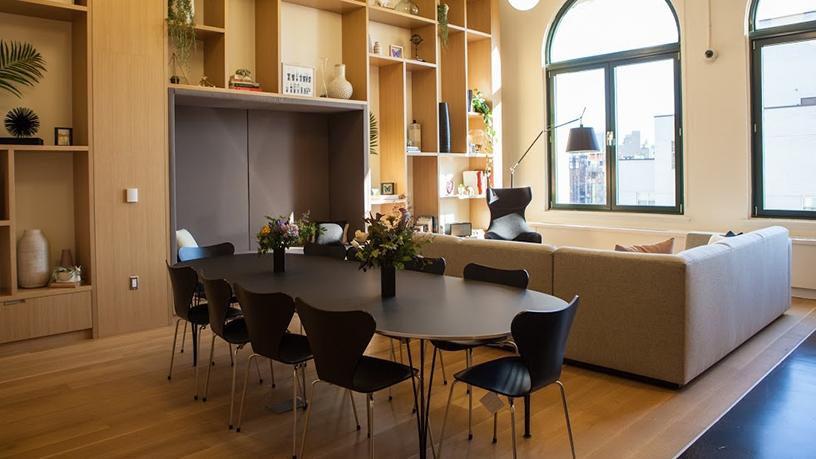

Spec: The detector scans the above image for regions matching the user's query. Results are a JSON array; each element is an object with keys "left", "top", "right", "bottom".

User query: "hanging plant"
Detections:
[
  {"left": 471, "top": 89, "right": 496, "bottom": 153},
  {"left": 0, "top": 40, "right": 46, "bottom": 98},
  {"left": 437, "top": 4, "right": 449, "bottom": 46},
  {"left": 5, "top": 107, "right": 40, "bottom": 138},
  {"left": 370, "top": 111, "right": 379, "bottom": 155},
  {"left": 167, "top": 0, "right": 196, "bottom": 79}
]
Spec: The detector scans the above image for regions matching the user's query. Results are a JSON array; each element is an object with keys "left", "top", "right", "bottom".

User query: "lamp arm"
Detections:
[{"left": 509, "top": 113, "right": 585, "bottom": 177}]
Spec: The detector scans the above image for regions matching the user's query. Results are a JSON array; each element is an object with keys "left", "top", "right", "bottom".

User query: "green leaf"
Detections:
[{"left": 0, "top": 41, "right": 46, "bottom": 98}]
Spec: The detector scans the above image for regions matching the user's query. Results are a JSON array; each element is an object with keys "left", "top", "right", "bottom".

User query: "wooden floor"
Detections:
[{"left": 1, "top": 298, "right": 815, "bottom": 459}]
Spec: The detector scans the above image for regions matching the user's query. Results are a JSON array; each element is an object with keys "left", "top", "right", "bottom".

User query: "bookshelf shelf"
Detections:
[
  {"left": 368, "top": 5, "right": 435, "bottom": 28},
  {"left": 0, "top": 0, "right": 87, "bottom": 22}
]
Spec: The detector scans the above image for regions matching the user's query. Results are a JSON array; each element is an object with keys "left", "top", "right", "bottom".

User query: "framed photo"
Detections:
[
  {"left": 281, "top": 64, "right": 315, "bottom": 97},
  {"left": 381, "top": 182, "right": 395, "bottom": 195},
  {"left": 54, "top": 127, "right": 72, "bottom": 146},
  {"left": 389, "top": 45, "right": 403, "bottom": 59}
]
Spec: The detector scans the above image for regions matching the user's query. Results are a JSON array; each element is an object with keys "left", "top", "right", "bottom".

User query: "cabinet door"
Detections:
[{"left": 0, "top": 292, "right": 92, "bottom": 344}]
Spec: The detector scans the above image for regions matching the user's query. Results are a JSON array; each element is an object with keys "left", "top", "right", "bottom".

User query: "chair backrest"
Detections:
[
  {"left": 485, "top": 187, "right": 536, "bottom": 241},
  {"left": 295, "top": 298, "right": 375, "bottom": 390},
  {"left": 405, "top": 256, "right": 446, "bottom": 275},
  {"left": 178, "top": 242, "right": 235, "bottom": 262},
  {"left": 303, "top": 242, "right": 347, "bottom": 260},
  {"left": 234, "top": 285, "right": 295, "bottom": 359},
  {"left": 463, "top": 263, "right": 529, "bottom": 289},
  {"left": 166, "top": 262, "right": 198, "bottom": 320},
  {"left": 200, "top": 276, "right": 234, "bottom": 338},
  {"left": 511, "top": 296, "right": 579, "bottom": 389},
  {"left": 345, "top": 245, "right": 359, "bottom": 262}
]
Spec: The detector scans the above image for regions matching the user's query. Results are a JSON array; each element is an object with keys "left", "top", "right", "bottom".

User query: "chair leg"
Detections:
[
  {"left": 168, "top": 319, "right": 181, "bottom": 381},
  {"left": 388, "top": 340, "right": 397, "bottom": 401},
  {"left": 493, "top": 412, "right": 498, "bottom": 444},
  {"left": 180, "top": 321, "right": 188, "bottom": 353},
  {"left": 292, "top": 365, "right": 299, "bottom": 459},
  {"left": 269, "top": 359, "right": 276, "bottom": 388},
  {"left": 438, "top": 350, "right": 448, "bottom": 385},
  {"left": 299, "top": 380, "right": 322, "bottom": 459},
  {"left": 467, "top": 349, "right": 473, "bottom": 441},
  {"left": 349, "top": 390, "right": 361, "bottom": 430},
  {"left": 193, "top": 325, "right": 201, "bottom": 400},
  {"left": 367, "top": 393, "right": 374, "bottom": 459},
  {"left": 203, "top": 334, "right": 216, "bottom": 402},
  {"left": 229, "top": 343, "right": 235, "bottom": 367},
  {"left": 437, "top": 380, "right": 458, "bottom": 459},
  {"left": 556, "top": 381, "right": 577, "bottom": 459},
  {"left": 299, "top": 364, "right": 308, "bottom": 406},
  {"left": 254, "top": 356, "right": 263, "bottom": 384},
  {"left": 509, "top": 398, "right": 517, "bottom": 459},
  {"left": 228, "top": 345, "right": 241, "bottom": 429},
  {"left": 398, "top": 338, "right": 404, "bottom": 364},
  {"left": 236, "top": 354, "right": 259, "bottom": 433}
]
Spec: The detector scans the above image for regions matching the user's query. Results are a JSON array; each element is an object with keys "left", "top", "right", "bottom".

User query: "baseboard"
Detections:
[
  {"left": 792, "top": 288, "right": 816, "bottom": 300},
  {"left": 0, "top": 330, "right": 92, "bottom": 358}
]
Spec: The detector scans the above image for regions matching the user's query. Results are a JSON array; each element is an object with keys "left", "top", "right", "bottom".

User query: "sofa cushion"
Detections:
[{"left": 615, "top": 238, "right": 674, "bottom": 254}]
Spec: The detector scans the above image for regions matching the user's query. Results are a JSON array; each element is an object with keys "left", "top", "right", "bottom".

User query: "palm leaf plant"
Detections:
[
  {"left": 0, "top": 40, "right": 46, "bottom": 98},
  {"left": 370, "top": 111, "right": 379, "bottom": 155}
]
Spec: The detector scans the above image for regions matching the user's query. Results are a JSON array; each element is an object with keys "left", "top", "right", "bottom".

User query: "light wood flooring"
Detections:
[{"left": 1, "top": 298, "right": 815, "bottom": 459}]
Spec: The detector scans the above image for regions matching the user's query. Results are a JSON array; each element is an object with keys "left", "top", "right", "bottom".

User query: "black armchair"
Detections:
[{"left": 484, "top": 187, "right": 542, "bottom": 243}]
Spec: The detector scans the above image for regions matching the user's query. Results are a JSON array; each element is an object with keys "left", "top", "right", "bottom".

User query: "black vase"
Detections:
[
  {"left": 273, "top": 248, "right": 285, "bottom": 273},
  {"left": 438, "top": 102, "right": 451, "bottom": 153},
  {"left": 381, "top": 265, "right": 396, "bottom": 298}
]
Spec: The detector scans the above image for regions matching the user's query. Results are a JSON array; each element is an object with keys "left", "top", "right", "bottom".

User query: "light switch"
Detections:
[
  {"left": 129, "top": 275, "right": 139, "bottom": 290},
  {"left": 126, "top": 188, "right": 139, "bottom": 203}
]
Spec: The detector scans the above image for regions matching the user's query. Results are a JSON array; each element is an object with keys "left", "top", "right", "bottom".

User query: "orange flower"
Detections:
[{"left": 260, "top": 224, "right": 271, "bottom": 236}]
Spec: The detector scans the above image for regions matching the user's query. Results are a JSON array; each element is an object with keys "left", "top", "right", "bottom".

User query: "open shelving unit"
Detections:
[{"left": 0, "top": 1, "right": 94, "bottom": 346}]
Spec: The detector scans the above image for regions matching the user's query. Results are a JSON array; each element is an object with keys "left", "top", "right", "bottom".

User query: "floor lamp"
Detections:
[{"left": 509, "top": 108, "right": 602, "bottom": 188}]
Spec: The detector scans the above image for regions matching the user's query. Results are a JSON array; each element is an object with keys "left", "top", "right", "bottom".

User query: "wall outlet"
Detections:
[{"left": 129, "top": 276, "right": 139, "bottom": 290}]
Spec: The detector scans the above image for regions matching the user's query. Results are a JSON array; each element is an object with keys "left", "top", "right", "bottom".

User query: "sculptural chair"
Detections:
[{"left": 484, "top": 187, "right": 542, "bottom": 243}]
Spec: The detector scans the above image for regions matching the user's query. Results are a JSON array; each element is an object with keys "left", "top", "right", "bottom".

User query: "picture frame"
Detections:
[
  {"left": 381, "top": 182, "right": 395, "bottom": 195},
  {"left": 54, "top": 127, "right": 72, "bottom": 146},
  {"left": 389, "top": 45, "right": 404, "bottom": 59},
  {"left": 281, "top": 64, "right": 315, "bottom": 97}
]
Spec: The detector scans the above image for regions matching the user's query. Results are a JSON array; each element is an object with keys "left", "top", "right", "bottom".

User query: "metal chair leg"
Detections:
[
  {"left": 493, "top": 412, "right": 498, "bottom": 443},
  {"left": 269, "top": 360, "right": 276, "bottom": 388},
  {"left": 228, "top": 345, "right": 241, "bottom": 429},
  {"left": 180, "top": 321, "right": 188, "bottom": 353},
  {"left": 202, "top": 334, "right": 216, "bottom": 402},
  {"left": 299, "top": 380, "right": 322, "bottom": 459},
  {"left": 299, "top": 364, "right": 308, "bottom": 406},
  {"left": 168, "top": 319, "right": 181, "bottom": 381},
  {"left": 236, "top": 354, "right": 259, "bottom": 433},
  {"left": 254, "top": 356, "right": 263, "bottom": 384},
  {"left": 229, "top": 343, "right": 235, "bottom": 367},
  {"left": 556, "top": 381, "right": 577, "bottom": 459},
  {"left": 388, "top": 340, "right": 397, "bottom": 401},
  {"left": 467, "top": 349, "right": 473, "bottom": 440},
  {"left": 509, "top": 398, "right": 517, "bottom": 459},
  {"left": 437, "top": 380, "right": 458, "bottom": 458},
  {"left": 349, "top": 390, "right": 361, "bottom": 430},
  {"left": 292, "top": 365, "right": 299, "bottom": 459},
  {"left": 438, "top": 350, "right": 448, "bottom": 385},
  {"left": 367, "top": 393, "right": 374, "bottom": 459},
  {"left": 194, "top": 325, "right": 201, "bottom": 400}
]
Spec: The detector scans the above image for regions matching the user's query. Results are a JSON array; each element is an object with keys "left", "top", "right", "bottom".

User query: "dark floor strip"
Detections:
[{"left": 680, "top": 330, "right": 816, "bottom": 459}]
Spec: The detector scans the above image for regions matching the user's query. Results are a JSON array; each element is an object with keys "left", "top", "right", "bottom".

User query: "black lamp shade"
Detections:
[{"left": 566, "top": 126, "right": 601, "bottom": 153}]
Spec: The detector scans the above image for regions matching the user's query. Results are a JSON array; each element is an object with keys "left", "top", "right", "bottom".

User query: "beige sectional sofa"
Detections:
[{"left": 419, "top": 226, "right": 791, "bottom": 386}]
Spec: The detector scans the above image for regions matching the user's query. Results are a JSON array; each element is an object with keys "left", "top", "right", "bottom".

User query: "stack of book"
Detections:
[
  {"left": 406, "top": 145, "right": 421, "bottom": 154},
  {"left": 229, "top": 80, "right": 262, "bottom": 92}
]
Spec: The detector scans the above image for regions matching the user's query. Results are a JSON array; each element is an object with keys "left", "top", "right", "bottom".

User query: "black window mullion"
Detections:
[{"left": 606, "top": 62, "right": 616, "bottom": 210}]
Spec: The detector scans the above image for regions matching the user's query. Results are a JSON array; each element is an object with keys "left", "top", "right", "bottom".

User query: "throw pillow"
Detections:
[
  {"left": 615, "top": 238, "right": 674, "bottom": 254},
  {"left": 316, "top": 223, "right": 345, "bottom": 246},
  {"left": 176, "top": 228, "right": 198, "bottom": 248}
]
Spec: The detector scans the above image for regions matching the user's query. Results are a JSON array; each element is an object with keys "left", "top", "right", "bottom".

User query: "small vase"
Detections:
[
  {"left": 18, "top": 229, "right": 50, "bottom": 288},
  {"left": 381, "top": 265, "right": 396, "bottom": 298},
  {"left": 327, "top": 64, "right": 353, "bottom": 100},
  {"left": 439, "top": 102, "right": 451, "bottom": 153},
  {"left": 273, "top": 248, "right": 285, "bottom": 273}
]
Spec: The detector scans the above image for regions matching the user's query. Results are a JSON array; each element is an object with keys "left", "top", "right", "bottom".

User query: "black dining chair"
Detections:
[
  {"left": 166, "top": 263, "right": 239, "bottom": 399},
  {"left": 438, "top": 296, "right": 580, "bottom": 459},
  {"left": 303, "top": 241, "right": 347, "bottom": 260},
  {"left": 296, "top": 298, "right": 416, "bottom": 459},
  {"left": 200, "top": 277, "right": 262, "bottom": 429},
  {"left": 431, "top": 262, "right": 529, "bottom": 441},
  {"left": 233, "top": 285, "right": 313, "bottom": 459}
]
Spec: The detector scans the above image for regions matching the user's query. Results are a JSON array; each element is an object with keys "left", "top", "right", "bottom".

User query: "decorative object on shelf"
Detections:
[
  {"left": 327, "top": 64, "right": 353, "bottom": 100},
  {"left": 408, "top": 120, "right": 422, "bottom": 150},
  {"left": 0, "top": 40, "right": 46, "bottom": 98},
  {"left": 319, "top": 58, "right": 329, "bottom": 97},
  {"left": 2, "top": 107, "right": 43, "bottom": 145},
  {"left": 167, "top": 0, "right": 195, "bottom": 82},
  {"left": 373, "top": 41, "right": 382, "bottom": 55},
  {"left": 198, "top": 75, "right": 216, "bottom": 87},
  {"left": 463, "top": 170, "right": 488, "bottom": 196},
  {"left": 371, "top": 187, "right": 381, "bottom": 197},
  {"left": 59, "top": 249, "right": 74, "bottom": 268},
  {"left": 50, "top": 265, "right": 82, "bottom": 287},
  {"left": 467, "top": 89, "right": 474, "bottom": 110},
  {"left": 282, "top": 63, "right": 315, "bottom": 97},
  {"left": 448, "top": 222, "right": 472, "bottom": 237},
  {"left": 438, "top": 4, "right": 450, "bottom": 46},
  {"left": 376, "top": 0, "right": 395, "bottom": 9},
  {"left": 18, "top": 229, "right": 49, "bottom": 288},
  {"left": 389, "top": 45, "right": 404, "bottom": 59},
  {"left": 439, "top": 102, "right": 451, "bottom": 153},
  {"left": 351, "top": 209, "right": 426, "bottom": 298},
  {"left": 470, "top": 89, "right": 496, "bottom": 153},
  {"left": 410, "top": 34, "right": 425, "bottom": 61},
  {"left": 395, "top": 0, "right": 420, "bottom": 16},
  {"left": 370, "top": 112, "right": 379, "bottom": 155},
  {"left": 468, "top": 128, "right": 488, "bottom": 153},
  {"left": 446, "top": 179, "right": 454, "bottom": 196},
  {"left": 54, "top": 127, "right": 72, "bottom": 146},
  {"left": 381, "top": 182, "right": 395, "bottom": 195},
  {"left": 229, "top": 69, "right": 261, "bottom": 92},
  {"left": 415, "top": 215, "right": 435, "bottom": 233}
]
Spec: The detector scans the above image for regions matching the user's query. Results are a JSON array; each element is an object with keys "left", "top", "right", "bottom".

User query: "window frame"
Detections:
[
  {"left": 545, "top": 0, "right": 684, "bottom": 214},
  {"left": 750, "top": 1, "right": 816, "bottom": 219}
]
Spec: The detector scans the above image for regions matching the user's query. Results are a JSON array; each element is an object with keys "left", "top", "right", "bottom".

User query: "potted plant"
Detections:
[
  {"left": 256, "top": 212, "right": 321, "bottom": 272},
  {"left": 438, "top": 4, "right": 450, "bottom": 46},
  {"left": 52, "top": 265, "right": 82, "bottom": 284},
  {"left": 167, "top": 0, "right": 196, "bottom": 84},
  {"left": 352, "top": 209, "right": 426, "bottom": 298},
  {"left": 0, "top": 40, "right": 46, "bottom": 98}
]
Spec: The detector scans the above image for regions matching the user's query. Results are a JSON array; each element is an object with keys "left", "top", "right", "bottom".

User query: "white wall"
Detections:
[{"left": 499, "top": 0, "right": 816, "bottom": 292}]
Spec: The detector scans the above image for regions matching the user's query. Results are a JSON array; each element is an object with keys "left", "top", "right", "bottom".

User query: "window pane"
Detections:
[
  {"left": 550, "top": 0, "right": 678, "bottom": 63},
  {"left": 615, "top": 59, "right": 676, "bottom": 207},
  {"left": 553, "top": 68, "right": 606, "bottom": 205},
  {"left": 755, "top": 0, "right": 816, "bottom": 30},
  {"left": 760, "top": 38, "right": 816, "bottom": 212}
]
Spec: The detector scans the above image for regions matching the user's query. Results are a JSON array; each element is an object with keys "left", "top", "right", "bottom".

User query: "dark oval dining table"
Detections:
[{"left": 178, "top": 253, "right": 568, "bottom": 458}]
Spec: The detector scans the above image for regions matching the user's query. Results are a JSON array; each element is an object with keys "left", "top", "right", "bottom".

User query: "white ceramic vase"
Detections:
[
  {"left": 327, "top": 64, "right": 353, "bottom": 100},
  {"left": 18, "top": 229, "right": 50, "bottom": 288}
]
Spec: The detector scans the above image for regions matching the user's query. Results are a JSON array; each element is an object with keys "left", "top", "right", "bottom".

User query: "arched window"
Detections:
[
  {"left": 545, "top": 0, "right": 682, "bottom": 213},
  {"left": 750, "top": 0, "right": 816, "bottom": 218}
]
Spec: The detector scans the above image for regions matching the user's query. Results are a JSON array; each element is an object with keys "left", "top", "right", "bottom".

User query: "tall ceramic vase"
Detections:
[
  {"left": 381, "top": 265, "right": 396, "bottom": 298},
  {"left": 327, "top": 64, "right": 353, "bottom": 100},
  {"left": 18, "top": 229, "right": 50, "bottom": 288}
]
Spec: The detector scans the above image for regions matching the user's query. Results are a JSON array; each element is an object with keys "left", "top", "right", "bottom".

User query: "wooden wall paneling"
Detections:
[
  {"left": 440, "top": 30, "right": 467, "bottom": 153},
  {"left": 255, "top": 0, "right": 281, "bottom": 93},
  {"left": 466, "top": 37, "right": 491, "bottom": 103},
  {"left": 378, "top": 62, "right": 407, "bottom": 195},
  {"left": 92, "top": 0, "right": 170, "bottom": 336},
  {"left": 202, "top": 33, "right": 227, "bottom": 88},
  {"left": 342, "top": 7, "right": 368, "bottom": 102},
  {"left": 328, "top": 110, "right": 367, "bottom": 233},
  {"left": 413, "top": 0, "right": 436, "bottom": 21},
  {"left": 410, "top": 156, "right": 438, "bottom": 218},
  {"left": 409, "top": 24, "right": 437, "bottom": 65},
  {"left": 71, "top": 13, "right": 90, "bottom": 145},
  {"left": 466, "top": 0, "right": 490, "bottom": 34},
  {"left": 73, "top": 152, "right": 93, "bottom": 284},
  {"left": 6, "top": 150, "right": 15, "bottom": 296},
  {"left": 203, "top": 0, "right": 226, "bottom": 27},
  {"left": 410, "top": 68, "right": 438, "bottom": 152},
  {"left": 446, "top": 0, "right": 465, "bottom": 27}
]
